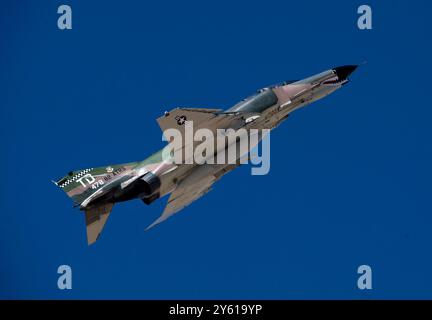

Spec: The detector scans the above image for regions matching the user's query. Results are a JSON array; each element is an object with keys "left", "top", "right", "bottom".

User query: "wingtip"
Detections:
[
  {"left": 145, "top": 216, "right": 167, "bottom": 231},
  {"left": 145, "top": 221, "right": 159, "bottom": 231}
]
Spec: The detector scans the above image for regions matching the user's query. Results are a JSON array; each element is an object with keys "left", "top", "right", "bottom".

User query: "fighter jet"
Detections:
[{"left": 54, "top": 65, "right": 358, "bottom": 244}]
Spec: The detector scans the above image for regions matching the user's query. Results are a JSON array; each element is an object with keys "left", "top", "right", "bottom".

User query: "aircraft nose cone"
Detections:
[{"left": 333, "top": 65, "right": 358, "bottom": 81}]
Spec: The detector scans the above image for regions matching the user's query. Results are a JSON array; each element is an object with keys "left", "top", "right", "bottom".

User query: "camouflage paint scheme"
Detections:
[{"left": 54, "top": 65, "right": 358, "bottom": 244}]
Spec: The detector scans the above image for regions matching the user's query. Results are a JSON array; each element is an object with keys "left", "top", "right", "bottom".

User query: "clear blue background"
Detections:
[{"left": 1, "top": 0, "right": 431, "bottom": 299}]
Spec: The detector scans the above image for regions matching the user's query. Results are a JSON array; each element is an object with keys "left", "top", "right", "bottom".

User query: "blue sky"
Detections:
[{"left": 1, "top": 0, "right": 431, "bottom": 299}]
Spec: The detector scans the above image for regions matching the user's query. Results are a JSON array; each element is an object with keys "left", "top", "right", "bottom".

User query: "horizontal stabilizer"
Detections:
[{"left": 85, "top": 203, "right": 114, "bottom": 245}]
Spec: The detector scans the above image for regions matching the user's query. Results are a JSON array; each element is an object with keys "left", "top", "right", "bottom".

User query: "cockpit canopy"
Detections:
[{"left": 227, "top": 88, "right": 279, "bottom": 113}]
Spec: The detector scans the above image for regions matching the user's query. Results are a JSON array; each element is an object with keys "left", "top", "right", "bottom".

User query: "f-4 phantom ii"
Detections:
[{"left": 54, "top": 65, "right": 358, "bottom": 245}]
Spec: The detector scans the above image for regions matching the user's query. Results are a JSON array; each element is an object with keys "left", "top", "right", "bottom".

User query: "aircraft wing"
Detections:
[
  {"left": 157, "top": 107, "right": 259, "bottom": 139},
  {"left": 145, "top": 174, "right": 215, "bottom": 230},
  {"left": 145, "top": 163, "right": 241, "bottom": 230},
  {"left": 157, "top": 108, "right": 222, "bottom": 139},
  {"left": 157, "top": 107, "right": 260, "bottom": 163}
]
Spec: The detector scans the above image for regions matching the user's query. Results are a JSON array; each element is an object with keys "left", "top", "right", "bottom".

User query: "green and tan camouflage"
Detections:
[{"left": 54, "top": 65, "right": 358, "bottom": 245}]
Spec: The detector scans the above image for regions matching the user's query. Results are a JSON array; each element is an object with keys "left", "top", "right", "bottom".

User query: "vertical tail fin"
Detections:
[
  {"left": 53, "top": 162, "right": 137, "bottom": 206},
  {"left": 53, "top": 168, "right": 96, "bottom": 206},
  {"left": 53, "top": 162, "right": 137, "bottom": 244}
]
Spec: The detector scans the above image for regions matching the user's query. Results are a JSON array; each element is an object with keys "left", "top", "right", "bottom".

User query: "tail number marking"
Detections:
[{"left": 76, "top": 173, "right": 104, "bottom": 189}]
